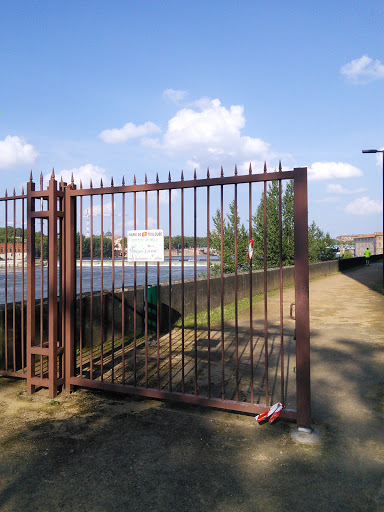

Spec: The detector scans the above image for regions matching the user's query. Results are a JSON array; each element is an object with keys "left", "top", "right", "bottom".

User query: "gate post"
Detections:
[
  {"left": 47, "top": 174, "right": 60, "bottom": 398},
  {"left": 294, "top": 167, "right": 311, "bottom": 428},
  {"left": 64, "top": 179, "right": 77, "bottom": 392}
]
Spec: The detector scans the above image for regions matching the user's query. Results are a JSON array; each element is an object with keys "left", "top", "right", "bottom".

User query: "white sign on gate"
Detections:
[{"left": 127, "top": 230, "right": 164, "bottom": 262}]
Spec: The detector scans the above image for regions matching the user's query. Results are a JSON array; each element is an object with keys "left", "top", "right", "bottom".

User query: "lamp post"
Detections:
[{"left": 362, "top": 149, "right": 384, "bottom": 279}]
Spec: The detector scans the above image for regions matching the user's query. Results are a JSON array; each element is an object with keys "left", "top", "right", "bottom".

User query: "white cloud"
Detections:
[
  {"left": 0, "top": 135, "right": 38, "bottom": 169},
  {"left": 161, "top": 98, "right": 270, "bottom": 173},
  {"left": 99, "top": 121, "right": 161, "bottom": 144},
  {"left": 99, "top": 96, "right": 273, "bottom": 173},
  {"left": 44, "top": 163, "right": 109, "bottom": 188},
  {"left": 308, "top": 162, "right": 363, "bottom": 181},
  {"left": 326, "top": 184, "right": 367, "bottom": 195},
  {"left": 340, "top": 55, "right": 384, "bottom": 83},
  {"left": 163, "top": 89, "right": 188, "bottom": 104},
  {"left": 345, "top": 196, "right": 383, "bottom": 215}
]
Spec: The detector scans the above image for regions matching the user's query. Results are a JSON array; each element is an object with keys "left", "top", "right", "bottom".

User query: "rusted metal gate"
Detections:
[{"left": 0, "top": 165, "right": 310, "bottom": 428}]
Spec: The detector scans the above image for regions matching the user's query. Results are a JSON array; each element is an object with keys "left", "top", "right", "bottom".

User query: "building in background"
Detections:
[
  {"left": 336, "top": 235, "right": 359, "bottom": 242},
  {"left": 0, "top": 243, "right": 27, "bottom": 262},
  {"left": 354, "top": 233, "right": 383, "bottom": 257}
]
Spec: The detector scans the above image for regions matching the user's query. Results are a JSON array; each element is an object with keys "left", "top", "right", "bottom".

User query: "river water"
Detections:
[{"left": 0, "top": 259, "right": 212, "bottom": 304}]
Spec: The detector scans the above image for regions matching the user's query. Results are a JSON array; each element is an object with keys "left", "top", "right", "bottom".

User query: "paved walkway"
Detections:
[{"left": 0, "top": 262, "right": 383, "bottom": 511}]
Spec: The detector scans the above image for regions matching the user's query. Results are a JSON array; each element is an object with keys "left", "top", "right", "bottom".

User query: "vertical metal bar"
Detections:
[
  {"left": 64, "top": 181, "right": 77, "bottom": 393},
  {"left": 279, "top": 166, "right": 285, "bottom": 403},
  {"left": 181, "top": 184, "right": 185, "bottom": 393},
  {"left": 294, "top": 167, "right": 311, "bottom": 428},
  {"left": 263, "top": 173, "right": 269, "bottom": 404},
  {"left": 100, "top": 193, "right": 104, "bottom": 381},
  {"left": 27, "top": 178, "right": 36, "bottom": 394},
  {"left": 249, "top": 176, "right": 254, "bottom": 403},
  {"left": 40, "top": 185, "right": 44, "bottom": 367},
  {"left": 79, "top": 194, "right": 83, "bottom": 376},
  {"left": 193, "top": 184, "right": 197, "bottom": 395},
  {"left": 58, "top": 185, "right": 64, "bottom": 382},
  {"left": 144, "top": 188, "right": 148, "bottom": 388},
  {"left": 133, "top": 190, "right": 137, "bottom": 386},
  {"left": 48, "top": 177, "right": 58, "bottom": 398},
  {"left": 90, "top": 194, "right": 94, "bottom": 379},
  {"left": 12, "top": 195, "right": 16, "bottom": 372},
  {"left": 220, "top": 183, "right": 225, "bottom": 399},
  {"left": 206, "top": 181, "right": 211, "bottom": 398},
  {"left": 121, "top": 189, "right": 125, "bottom": 384},
  {"left": 4, "top": 198, "right": 8, "bottom": 371},
  {"left": 156, "top": 186, "right": 160, "bottom": 389},
  {"left": 21, "top": 194, "right": 25, "bottom": 373},
  {"left": 111, "top": 189, "right": 115, "bottom": 382},
  {"left": 234, "top": 181, "right": 239, "bottom": 401},
  {"left": 168, "top": 186, "right": 172, "bottom": 391}
]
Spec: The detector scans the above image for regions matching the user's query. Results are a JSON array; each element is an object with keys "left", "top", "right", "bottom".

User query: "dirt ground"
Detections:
[{"left": 0, "top": 262, "right": 383, "bottom": 512}]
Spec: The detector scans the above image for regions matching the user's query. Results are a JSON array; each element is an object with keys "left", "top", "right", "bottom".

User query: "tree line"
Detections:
[
  {"left": 0, "top": 189, "right": 337, "bottom": 266},
  {"left": 209, "top": 180, "right": 337, "bottom": 274}
]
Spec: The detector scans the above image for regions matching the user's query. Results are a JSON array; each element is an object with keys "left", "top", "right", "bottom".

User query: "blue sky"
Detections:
[{"left": 0, "top": 0, "right": 383, "bottom": 238}]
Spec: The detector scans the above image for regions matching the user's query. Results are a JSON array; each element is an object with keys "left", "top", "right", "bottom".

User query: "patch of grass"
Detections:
[{"left": 174, "top": 289, "right": 279, "bottom": 330}]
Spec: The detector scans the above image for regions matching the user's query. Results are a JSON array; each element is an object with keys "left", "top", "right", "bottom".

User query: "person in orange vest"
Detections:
[{"left": 364, "top": 247, "right": 371, "bottom": 265}]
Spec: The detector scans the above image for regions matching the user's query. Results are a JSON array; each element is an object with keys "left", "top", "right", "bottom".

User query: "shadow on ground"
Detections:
[
  {"left": 0, "top": 263, "right": 383, "bottom": 511},
  {"left": 339, "top": 260, "right": 383, "bottom": 292}
]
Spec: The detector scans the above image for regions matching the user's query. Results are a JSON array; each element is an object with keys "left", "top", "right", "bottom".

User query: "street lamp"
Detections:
[{"left": 362, "top": 149, "right": 384, "bottom": 278}]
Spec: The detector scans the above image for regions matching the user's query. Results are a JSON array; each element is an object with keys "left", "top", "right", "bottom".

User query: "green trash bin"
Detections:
[{"left": 146, "top": 285, "right": 158, "bottom": 333}]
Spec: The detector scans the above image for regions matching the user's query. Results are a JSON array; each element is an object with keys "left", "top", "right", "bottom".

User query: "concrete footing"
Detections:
[{"left": 290, "top": 426, "right": 322, "bottom": 444}]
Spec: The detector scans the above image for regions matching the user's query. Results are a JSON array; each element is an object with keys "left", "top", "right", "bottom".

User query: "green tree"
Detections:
[
  {"left": 342, "top": 250, "right": 353, "bottom": 259},
  {"left": 210, "top": 200, "right": 248, "bottom": 274},
  {"left": 253, "top": 180, "right": 283, "bottom": 268},
  {"left": 282, "top": 179, "right": 294, "bottom": 265},
  {"left": 252, "top": 179, "right": 336, "bottom": 267},
  {"left": 76, "top": 235, "right": 112, "bottom": 259},
  {"left": 308, "top": 221, "right": 336, "bottom": 262}
]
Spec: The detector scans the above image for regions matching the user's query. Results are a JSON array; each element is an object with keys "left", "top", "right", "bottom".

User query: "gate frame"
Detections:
[{"left": 21, "top": 167, "right": 311, "bottom": 427}]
